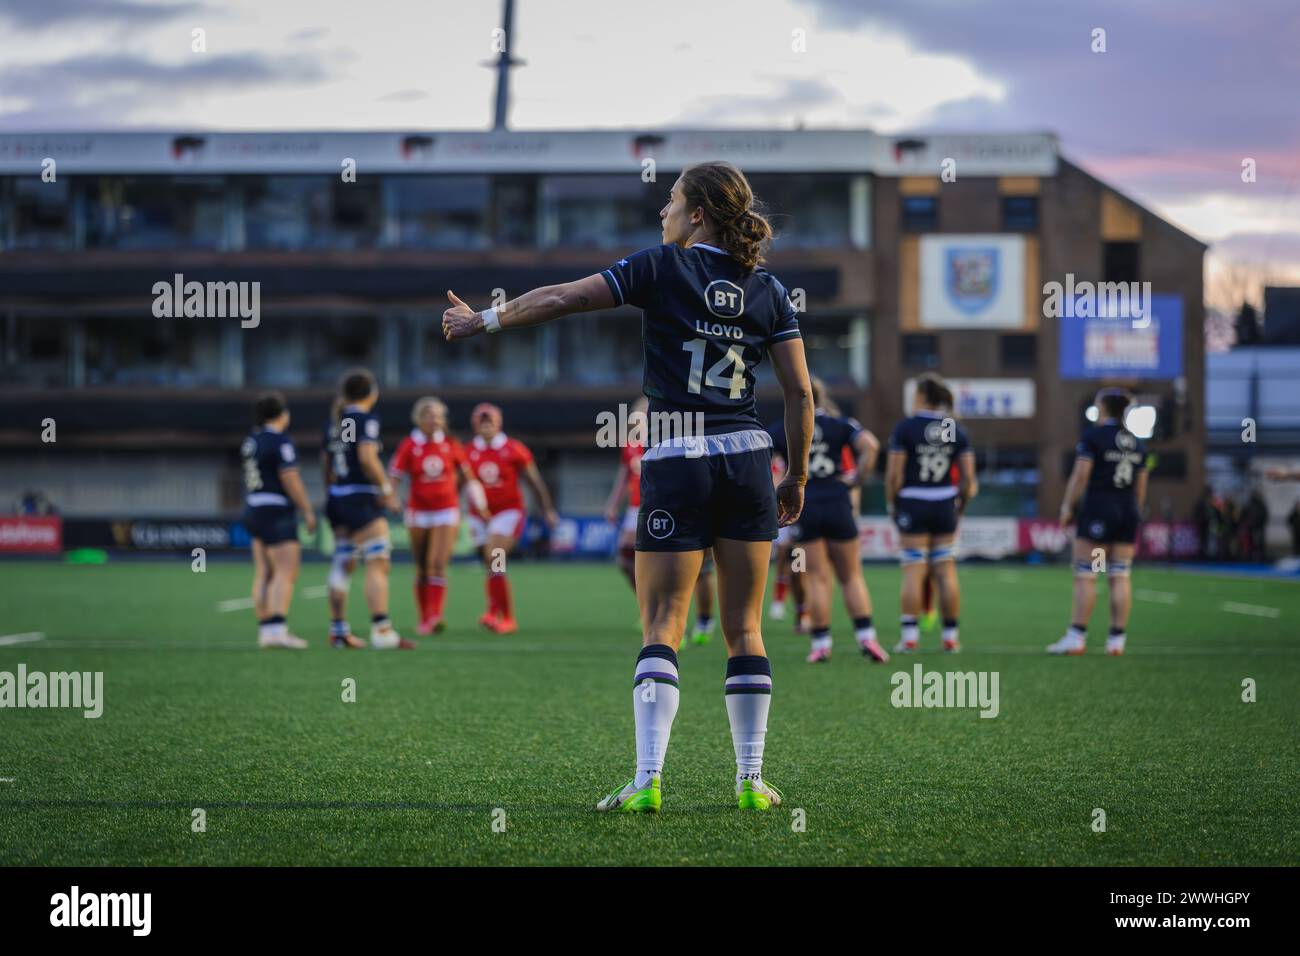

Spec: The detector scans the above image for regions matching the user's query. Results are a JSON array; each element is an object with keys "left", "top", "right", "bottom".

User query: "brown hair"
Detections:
[
  {"left": 339, "top": 367, "right": 377, "bottom": 404},
  {"left": 253, "top": 391, "right": 286, "bottom": 425},
  {"left": 915, "top": 372, "right": 951, "bottom": 410},
  {"left": 678, "top": 161, "right": 773, "bottom": 272},
  {"left": 1097, "top": 387, "right": 1133, "bottom": 419}
]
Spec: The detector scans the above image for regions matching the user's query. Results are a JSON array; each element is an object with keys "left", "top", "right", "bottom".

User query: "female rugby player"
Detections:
[
  {"left": 322, "top": 369, "right": 411, "bottom": 650},
  {"left": 885, "top": 373, "right": 977, "bottom": 654},
  {"left": 444, "top": 160, "right": 814, "bottom": 813},
  {"left": 389, "top": 397, "right": 487, "bottom": 634},
  {"left": 1049, "top": 387, "right": 1148, "bottom": 656},
  {"left": 769, "top": 377, "right": 886, "bottom": 663},
  {"left": 605, "top": 415, "right": 717, "bottom": 646},
  {"left": 464, "top": 402, "right": 559, "bottom": 635},
  {"left": 241, "top": 391, "right": 316, "bottom": 649}
]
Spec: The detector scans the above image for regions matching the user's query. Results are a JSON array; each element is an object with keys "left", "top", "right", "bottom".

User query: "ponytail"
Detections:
[{"left": 680, "top": 161, "right": 773, "bottom": 273}]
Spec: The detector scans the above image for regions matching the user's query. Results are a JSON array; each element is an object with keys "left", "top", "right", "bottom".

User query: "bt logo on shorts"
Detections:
[
  {"left": 897, "top": 512, "right": 912, "bottom": 529},
  {"left": 647, "top": 510, "right": 675, "bottom": 539},
  {"left": 1089, "top": 520, "right": 1105, "bottom": 538}
]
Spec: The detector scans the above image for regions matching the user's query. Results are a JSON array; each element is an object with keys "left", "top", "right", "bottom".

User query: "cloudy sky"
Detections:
[{"left": 2, "top": 0, "right": 1295, "bottom": 303}]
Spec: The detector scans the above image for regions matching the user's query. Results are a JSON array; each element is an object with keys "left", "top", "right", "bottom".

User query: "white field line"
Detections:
[
  {"left": 953, "top": 645, "right": 1300, "bottom": 656},
  {"left": 218, "top": 586, "right": 330, "bottom": 612},
  {"left": 1221, "top": 601, "right": 1281, "bottom": 619},
  {"left": 0, "top": 777, "right": 15, "bottom": 784},
  {"left": 0, "top": 632, "right": 45, "bottom": 646},
  {"left": 1135, "top": 589, "right": 1180, "bottom": 605}
]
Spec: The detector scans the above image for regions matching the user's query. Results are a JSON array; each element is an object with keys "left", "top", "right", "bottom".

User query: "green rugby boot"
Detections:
[
  {"left": 596, "top": 773, "right": 662, "bottom": 813},
  {"left": 736, "top": 777, "right": 783, "bottom": 811}
]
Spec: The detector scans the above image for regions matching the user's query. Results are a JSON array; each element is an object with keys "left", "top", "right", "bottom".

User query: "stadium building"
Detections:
[{"left": 0, "top": 128, "right": 1205, "bottom": 555}]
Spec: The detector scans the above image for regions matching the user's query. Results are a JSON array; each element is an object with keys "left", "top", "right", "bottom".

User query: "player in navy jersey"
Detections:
[
  {"left": 322, "top": 369, "right": 411, "bottom": 650},
  {"left": 769, "top": 377, "right": 887, "bottom": 664},
  {"left": 1050, "top": 387, "right": 1148, "bottom": 656},
  {"left": 444, "top": 161, "right": 814, "bottom": 813},
  {"left": 885, "top": 373, "right": 978, "bottom": 654},
  {"left": 241, "top": 392, "right": 317, "bottom": 649}
]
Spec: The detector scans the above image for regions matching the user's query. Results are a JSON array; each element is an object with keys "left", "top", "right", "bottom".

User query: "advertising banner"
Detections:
[
  {"left": 0, "top": 516, "right": 62, "bottom": 554},
  {"left": 904, "top": 377, "right": 1036, "bottom": 418},
  {"left": 1058, "top": 294, "right": 1183, "bottom": 379}
]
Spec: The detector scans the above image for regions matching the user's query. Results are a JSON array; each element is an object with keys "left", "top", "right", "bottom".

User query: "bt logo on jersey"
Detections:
[{"left": 704, "top": 280, "right": 745, "bottom": 319}]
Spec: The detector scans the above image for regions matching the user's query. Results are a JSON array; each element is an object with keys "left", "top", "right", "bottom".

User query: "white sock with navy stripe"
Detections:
[
  {"left": 632, "top": 644, "right": 679, "bottom": 789},
  {"left": 725, "top": 655, "right": 772, "bottom": 781},
  {"left": 900, "top": 616, "right": 920, "bottom": 646}
]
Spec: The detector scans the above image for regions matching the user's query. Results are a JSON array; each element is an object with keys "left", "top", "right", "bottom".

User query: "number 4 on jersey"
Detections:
[{"left": 682, "top": 338, "right": 747, "bottom": 400}]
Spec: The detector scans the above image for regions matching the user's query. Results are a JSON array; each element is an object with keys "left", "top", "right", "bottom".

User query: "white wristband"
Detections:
[{"left": 481, "top": 308, "right": 501, "bottom": 334}]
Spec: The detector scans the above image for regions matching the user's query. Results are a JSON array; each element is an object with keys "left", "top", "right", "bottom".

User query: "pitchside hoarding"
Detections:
[{"left": 904, "top": 377, "right": 1036, "bottom": 418}]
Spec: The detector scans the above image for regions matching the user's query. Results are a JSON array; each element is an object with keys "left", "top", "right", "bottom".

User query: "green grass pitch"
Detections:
[{"left": 0, "top": 558, "right": 1296, "bottom": 866}]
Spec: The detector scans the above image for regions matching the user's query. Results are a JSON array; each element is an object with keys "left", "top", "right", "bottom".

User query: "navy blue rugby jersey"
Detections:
[
  {"left": 768, "top": 410, "right": 864, "bottom": 501},
  {"left": 1076, "top": 419, "right": 1146, "bottom": 496},
  {"left": 324, "top": 406, "right": 382, "bottom": 494},
  {"left": 241, "top": 427, "right": 298, "bottom": 506},
  {"left": 602, "top": 243, "right": 801, "bottom": 436},
  {"left": 888, "top": 411, "right": 971, "bottom": 498}
]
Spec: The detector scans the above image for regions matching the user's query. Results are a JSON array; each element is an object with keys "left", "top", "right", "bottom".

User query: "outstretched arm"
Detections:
[{"left": 443, "top": 275, "right": 616, "bottom": 340}]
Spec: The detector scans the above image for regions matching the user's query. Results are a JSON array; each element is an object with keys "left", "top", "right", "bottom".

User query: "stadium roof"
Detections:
[{"left": 0, "top": 129, "right": 1057, "bottom": 176}]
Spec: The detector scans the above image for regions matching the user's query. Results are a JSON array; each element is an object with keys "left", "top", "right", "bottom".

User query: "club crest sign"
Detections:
[{"left": 945, "top": 246, "right": 999, "bottom": 315}]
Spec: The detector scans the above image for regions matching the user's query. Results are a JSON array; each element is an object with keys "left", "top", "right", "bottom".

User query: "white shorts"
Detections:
[
  {"left": 468, "top": 508, "right": 525, "bottom": 546},
  {"left": 405, "top": 507, "right": 460, "bottom": 529},
  {"left": 621, "top": 506, "right": 639, "bottom": 534}
]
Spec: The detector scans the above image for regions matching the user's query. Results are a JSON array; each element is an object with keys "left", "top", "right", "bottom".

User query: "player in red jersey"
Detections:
[
  {"left": 605, "top": 397, "right": 648, "bottom": 594},
  {"left": 465, "top": 402, "right": 559, "bottom": 634},
  {"left": 389, "top": 397, "right": 488, "bottom": 635}
]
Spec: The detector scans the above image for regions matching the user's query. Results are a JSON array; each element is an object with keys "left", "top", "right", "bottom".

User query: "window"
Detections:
[
  {"left": 902, "top": 334, "right": 939, "bottom": 368},
  {"left": 1103, "top": 241, "right": 1140, "bottom": 283},
  {"left": 1000, "top": 334, "right": 1037, "bottom": 369},
  {"left": 80, "top": 176, "right": 227, "bottom": 250},
  {"left": 556, "top": 312, "right": 643, "bottom": 385},
  {"left": 1001, "top": 195, "right": 1038, "bottom": 231},
  {"left": 489, "top": 175, "right": 537, "bottom": 247},
  {"left": 12, "top": 177, "right": 73, "bottom": 250},
  {"left": 392, "top": 175, "right": 491, "bottom": 250},
  {"left": 243, "top": 177, "right": 382, "bottom": 250},
  {"left": 747, "top": 174, "right": 853, "bottom": 248},
  {"left": 6, "top": 317, "right": 68, "bottom": 387},
  {"left": 83, "top": 317, "right": 223, "bottom": 387},
  {"left": 797, "top": 315, "right": 858, "bottom": 382},
  {"left": 901, "top": 196, "right": 937, "bottom": 232},
  {"left": 542, "top": 175, "right": 664, "bottom": 249}
]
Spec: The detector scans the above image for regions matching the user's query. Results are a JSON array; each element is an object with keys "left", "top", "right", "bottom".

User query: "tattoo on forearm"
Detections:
[{"left": 578, "top": 295, "right": 590, "bottom": 308}]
